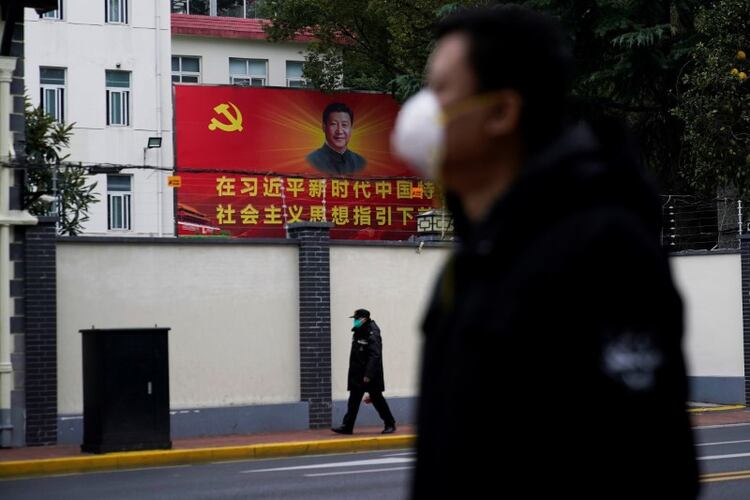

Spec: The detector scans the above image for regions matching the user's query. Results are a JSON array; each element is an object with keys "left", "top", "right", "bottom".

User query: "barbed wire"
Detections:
[{"left": 660, "top": 195, "right": 746, "bottom": 251}]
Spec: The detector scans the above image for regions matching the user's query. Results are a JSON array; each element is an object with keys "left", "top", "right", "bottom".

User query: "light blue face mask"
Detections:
[{"left": 353, "top": 318, "right": 365, "bottom": 328}]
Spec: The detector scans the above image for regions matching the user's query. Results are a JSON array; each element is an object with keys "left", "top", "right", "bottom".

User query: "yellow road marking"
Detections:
[
  {"left": 689, "top": 405, "right": 746, "bottom": 413},
  {"left": 701, "top": 469, "right": 750, "bottom": 483}
]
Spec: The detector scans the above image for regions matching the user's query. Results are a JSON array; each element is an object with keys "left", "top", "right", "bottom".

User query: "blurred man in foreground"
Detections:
[{"left": 391, "top": 6, "right": 698, "bottom": 499}]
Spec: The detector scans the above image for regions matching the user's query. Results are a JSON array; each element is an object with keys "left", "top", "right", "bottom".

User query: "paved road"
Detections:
[
  {"left": 0, "top": 449, "right": 415, "bottom": 499},
  {"left": 4, "top": 423, "right": 750, "bottom": 499},
  {"left": 696, "top": 422, "right": 750, "bottom": 499}
]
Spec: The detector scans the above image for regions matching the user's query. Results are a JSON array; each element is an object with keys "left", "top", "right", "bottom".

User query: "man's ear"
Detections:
[{"left": 484, "top": 90, "right": 523, "bottom": 138}]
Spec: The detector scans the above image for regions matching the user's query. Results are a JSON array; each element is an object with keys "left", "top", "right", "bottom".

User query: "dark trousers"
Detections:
[{"left": 342, "top": 388, "right": 395, "bottom": 430}]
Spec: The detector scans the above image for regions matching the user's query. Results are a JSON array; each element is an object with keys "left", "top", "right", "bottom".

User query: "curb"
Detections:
[
  {"left": 0, "top": 435, "right": 416, "bottom": 479},
  {"left": 688, "top": 404, "right": 746, "bottom": 413}
]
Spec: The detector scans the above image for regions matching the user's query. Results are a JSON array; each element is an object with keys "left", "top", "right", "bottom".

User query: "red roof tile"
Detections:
[{"left": 171, "top": 14, "right": 315, "bottom": 43}]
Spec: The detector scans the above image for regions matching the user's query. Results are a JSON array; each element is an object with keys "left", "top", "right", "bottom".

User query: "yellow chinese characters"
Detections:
[{"left": 211, "top": 177, "right": 433, "bottom": 229}]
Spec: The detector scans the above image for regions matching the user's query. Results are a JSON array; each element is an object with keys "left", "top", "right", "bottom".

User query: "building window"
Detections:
[
  {"left": 105, "top": 70, "right": 130, "bottom": 126},
  {"left": 286, "top": 61, "right": 307, "bottom": 88},
  {"left": 41, "top": 0, "right": 63, "bottom": 20},
  {"left": 217, "top": 0, "right": 259, "bottom": 18},
  {"left": 229, "top": 58, "right": 267, "bottom": 87},
  {"left": 171, "top": 0, "right": 210, "bottom": 16},
  {"left": 172, "top": 56, "right": 201, "bottom": 83},
  {"left": 107, "top": 175, "right": 132, "bottom": 231},
  {"left": 244, "top": 0, "right": 261, "bottom": 18},
  {"left": 105, "top": 0, "right": 128, "bottom": 24},
  {"left": 40, "top": 67, "right": 66, "bottom": 122},
  {"left": 172, "top": 0, "right": 260, "bottom": 18},
  {"left": 217, "top": 0, "right": 242, "bottom": 17}
]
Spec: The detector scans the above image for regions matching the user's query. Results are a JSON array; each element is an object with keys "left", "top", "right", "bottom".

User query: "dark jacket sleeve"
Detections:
[
  {"left": 364, "top": 323, "right": 382, "bottom": 380},
  {"left": 571, "top": 208, "right": 698, "bottom": 495}
]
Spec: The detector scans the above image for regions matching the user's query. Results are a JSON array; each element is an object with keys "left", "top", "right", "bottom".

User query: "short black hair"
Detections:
[
  {"left": 322, "top": 102, "right": 354, "bottom": 126},
  {"left": 436, "top": 6, "right": 573, "bottom": 149}
]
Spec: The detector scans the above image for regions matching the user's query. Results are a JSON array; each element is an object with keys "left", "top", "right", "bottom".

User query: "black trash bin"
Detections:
[{"left": 80, "top": 328, "right": 172, "bottom": 454}]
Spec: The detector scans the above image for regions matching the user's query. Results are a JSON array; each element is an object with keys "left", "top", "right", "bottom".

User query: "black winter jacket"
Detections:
[
  {"left": 413, "top": 123, "right": 699, "bottom": 499},
  {"left": 348, "top": 320, "right": 386, "bottom": 392}
]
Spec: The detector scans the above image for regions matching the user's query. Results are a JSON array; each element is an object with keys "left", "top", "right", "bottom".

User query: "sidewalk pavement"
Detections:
[
  {"left": 689, "top": 404, "right": 750, "bottom": 426},
  {"left": 1, "top": 404, "right": 749, "bottom": 479}
]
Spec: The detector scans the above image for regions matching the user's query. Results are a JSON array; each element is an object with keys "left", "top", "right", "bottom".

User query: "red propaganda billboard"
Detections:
[{"left": 174, "top": 85, "right": 440, "bottom": 240}]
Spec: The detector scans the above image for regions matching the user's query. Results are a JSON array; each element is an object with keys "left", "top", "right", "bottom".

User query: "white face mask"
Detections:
[
  {"left": 391, "top": 89, "right": 445, "bottom": 179},
  {"left": 392, "top": 89, "right": 509, "bottom": 180}
]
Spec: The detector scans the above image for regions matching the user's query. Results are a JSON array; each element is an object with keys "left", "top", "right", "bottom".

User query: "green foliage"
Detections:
[
  {"left": 672, "top": 0, "right": 750, "bottom": 196},
  {"left": 24, "top": 98, "right": 98, "bottom": 236},
  {"left": 611, "top": 23, "right": 673, "bottom": 48},
  {"left": 259, "top": 1, "right": 485, "bottom": 95},
  {"left": 262, "top": 0, "right": 749, "bottom": 195},
  {"left": 520, "top": 0, "right": 703, "bottom": 191}
]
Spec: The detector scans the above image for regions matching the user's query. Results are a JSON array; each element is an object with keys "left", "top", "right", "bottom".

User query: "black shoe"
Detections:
[
  {"left": 331, "top": 425, "right": 353, "bottom": 435},
  {"left": 382, "top": 424, "right": 396, "bottom": 434}
]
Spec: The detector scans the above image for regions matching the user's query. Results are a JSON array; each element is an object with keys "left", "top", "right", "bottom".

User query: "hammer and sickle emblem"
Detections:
[{"left": 208, "top": 102, "right": 243, "bottom": 132}]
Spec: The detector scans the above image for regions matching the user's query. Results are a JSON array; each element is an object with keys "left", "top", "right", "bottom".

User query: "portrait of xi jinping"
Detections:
[{"left": 306, "top": 102, "right": 367, "bottom": 175}]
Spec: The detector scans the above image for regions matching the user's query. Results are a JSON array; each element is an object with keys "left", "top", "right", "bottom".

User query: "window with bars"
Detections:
[
  {"left": 217, "top": 0, "right": 244, "bottom": 17},
  {"left": 172, "top": 0, "right": 261, "bottom": 18},
  {"left": 105, "top": 70, "right": 130, "bottom": 126},
  {"left": 41, "top": 0, "right": 63, "bottom": 20},
  {"left": 172, "top": 56, "right": 201, "bottom": 84},
  {"left": 105, "top": 0, "right": 128, "bottom": 24},
  {"left": 171, "top": 0, "right": 210, "bottom": 15},
  {"left": 107, "top": 175, "right": 132, "bottom": 231},
  {"left": 286, "top": 61, "right": 308, "bottom": 88},
  {"left": 40, "top": 67, "right": 66, "bottom": 122},
  {"left": 229, "top": 58, "right": 267, "bottom": 87}
]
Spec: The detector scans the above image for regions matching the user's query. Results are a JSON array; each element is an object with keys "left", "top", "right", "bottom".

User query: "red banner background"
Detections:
[{"left": 174, "top": 85, "right": 437, "bottom": 239}]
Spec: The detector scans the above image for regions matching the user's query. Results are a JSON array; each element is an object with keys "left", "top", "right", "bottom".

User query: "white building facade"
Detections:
[
  {"left": 24, "top": 0, "right": 310, "bottom": 236},
  {"left": 170, "top": 13, "right": 311, "bottom": 88}
]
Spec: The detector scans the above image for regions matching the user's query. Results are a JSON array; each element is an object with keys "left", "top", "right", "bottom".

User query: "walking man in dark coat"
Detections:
[
  {"left": 332, "top": 309, "right": 396, "bottom": 435},
  {"left": 393, "top": 6, "right": 699, "bottom": 500}
]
